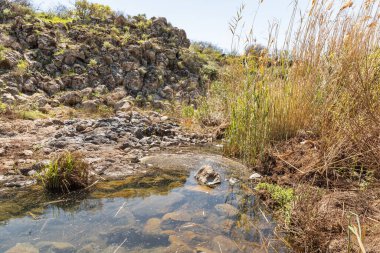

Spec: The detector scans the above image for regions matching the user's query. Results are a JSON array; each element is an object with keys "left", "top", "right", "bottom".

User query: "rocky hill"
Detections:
[{"left": 0, "top": 1, "right": 209, "bottom": 113}]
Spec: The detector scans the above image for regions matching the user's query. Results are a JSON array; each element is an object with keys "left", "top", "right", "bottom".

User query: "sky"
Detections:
[{"left": 30, "top": 0, "right": 313, "bottom": 52}]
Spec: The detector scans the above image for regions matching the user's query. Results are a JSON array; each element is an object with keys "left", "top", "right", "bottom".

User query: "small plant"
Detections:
[
  {"left": 256, "top": 182, "right": 294, "bottom": 223},
  {"left": 136, "top": 19, "right": 152, "bottom": 31},
  {"left": 16, "top": 60, "right": 29, "bottom": 75},
  {"left": 38, "top": 152, "right": 90, "bottom": 193},
  {"left": 88, "top": 58, "right": 98, "bottom": 67},
  {"left": 102, "top": 41, "right": 113, "bottom": 50},
  {"left": 181, "top": 104, "right": 195, "bottom": 118},
  {"left": 0, "top": 102, "right": 7, "bottom": 113},
  {"left": 18, "top": 110, "right": 46, "bottom": 120}
]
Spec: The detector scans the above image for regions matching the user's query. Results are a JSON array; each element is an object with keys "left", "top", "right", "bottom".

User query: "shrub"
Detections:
[
  {"left": 38, "top": 152, "right": 90, "bottom": 193},
  {"left": 74, "top": 0, "right": 114, "bottom": 21}
]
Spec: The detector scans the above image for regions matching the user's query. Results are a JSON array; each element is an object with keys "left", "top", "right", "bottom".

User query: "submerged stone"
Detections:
[
  {"left": 5, "top": 243, "right": 39, "bottom": 253},
  {"left": 162, "top": 211, "right": 192, "bottom": 222},
  {"left": 214, "top": 204, "right": 239, "bottom": 217},
  {"left": 36, "top": 241, "right": 75, "bottom": 253},
  {"left": 194, "top": 165, "right": 221, "bottom": 186}
]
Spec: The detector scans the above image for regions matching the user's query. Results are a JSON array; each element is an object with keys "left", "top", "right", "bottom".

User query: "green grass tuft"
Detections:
[{"left": 37, "top": 152, "right": 90, "bottom": 193}]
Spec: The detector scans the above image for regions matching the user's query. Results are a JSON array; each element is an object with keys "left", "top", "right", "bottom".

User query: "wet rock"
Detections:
[
  {"left": 5, "top": 243, "right": 39, "bottom": 253},
  {"left": 37, "top": 241, "right": 75, "bottom": 253},
  {"left": 132, "top": 192, "right": 184, "bottom": 217},
  {"left": 162, "top": 211, "right": 192, "bottom": 222},
  {"left": 214, "top": 204, "right": 239, "bottom": 217},
  {"left": 143, "top": 218, "right": 162, "bottom": 235},
  {"left": 102, "top": 246, "right": 128, "bottom": 253},
  {"left": 167, "top": 235, "right": 193, "bottom": 253},
  {"left": 211, "top": 235, "right": 239, "bottom": 253},
  {"left": 194, "top": 165, "right": 221, "bottom": 186}
]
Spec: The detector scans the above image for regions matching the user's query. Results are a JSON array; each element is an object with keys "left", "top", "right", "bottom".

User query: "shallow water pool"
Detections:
[{"left": 0, "top": 155, "right": 288, "bottom": 253}]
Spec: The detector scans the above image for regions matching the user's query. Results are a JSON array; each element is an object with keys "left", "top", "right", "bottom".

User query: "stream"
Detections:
[{"left": 0, "top": 153, "right": 288, "bottom": 253}]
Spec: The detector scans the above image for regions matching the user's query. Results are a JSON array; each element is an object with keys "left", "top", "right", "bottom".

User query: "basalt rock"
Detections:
[{"left": 0, "top": 9, "right": 209, "bottom": 107}]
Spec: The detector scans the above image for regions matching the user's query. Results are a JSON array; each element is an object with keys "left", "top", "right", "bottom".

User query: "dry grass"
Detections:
[{"left": 196, "top": 0, "right": 380, "bottom": 175}]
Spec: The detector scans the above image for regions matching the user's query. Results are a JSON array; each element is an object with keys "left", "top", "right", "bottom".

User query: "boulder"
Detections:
[
  {"left": 0, "top": 50, "right": 22, "bottom": 69},
  {"left": 194, "top": 165, "right": 221, "bottom": 186},
  {"left": 82, "top": 100, "right": 99, "bottom": 112},
  {"left": 1, "top": 93, "right": 15, "bottom": 104},
  {"left": 124, "top": 70, "right": 143, "bottom": 91},
  {"left": 59, "top": 91, "right": 82, "bottom": 106}
]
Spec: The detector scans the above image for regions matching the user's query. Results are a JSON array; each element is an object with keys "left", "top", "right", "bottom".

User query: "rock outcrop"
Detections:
[{"left": 0, "top": 6, "right": 208, "bottom": 110}]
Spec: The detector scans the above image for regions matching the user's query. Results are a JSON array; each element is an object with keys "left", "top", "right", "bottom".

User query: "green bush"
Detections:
[
  {"left": 74, "top": 0, "right": 114, "bottom": 21},
  {"left": 38, "top": 152, "right": 90, "bottom": 193}
]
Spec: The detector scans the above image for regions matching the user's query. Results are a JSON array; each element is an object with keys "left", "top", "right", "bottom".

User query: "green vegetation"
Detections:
[
  {"left": 18, "top": 110, "right": 46, "bottom": 120},
  {"left": 194, "top": 1, "right": 380, "bottom": 174},
  {"left": 102, "top": 41, "right": 113, "bottom": 50},
  {"left": 37, "top": 152, "right": 90, "bottom": 193},
  {"left": 54, "top": 48, "right": 65, "bottom": 56},
  {"left": 36, "top": 13, "right": 73, "bottom": 24},
  {"left": 88, "top": 58, "right": 98, "bottom": 67},
  {"left": 256, "top": 182, "right": 294, "bottom": 222},
  {"left": 0, "top": 102, "right": 7, "bottom": 113},
  {"left": 74, "top": 0, "right": 114, "bottom": 21},
  {"left": 15, "top": 59, "right": 29, "bottom": 75}
]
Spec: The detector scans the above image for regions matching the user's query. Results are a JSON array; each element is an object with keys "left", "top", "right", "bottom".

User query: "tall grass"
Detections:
[{"left": 208, "top": 0, "right": 380, "bottom": 170}]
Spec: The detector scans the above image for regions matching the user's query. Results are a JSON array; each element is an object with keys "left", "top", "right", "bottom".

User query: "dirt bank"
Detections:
[{"left": 255, "top": 134, "right": 380, "bottom": 253}]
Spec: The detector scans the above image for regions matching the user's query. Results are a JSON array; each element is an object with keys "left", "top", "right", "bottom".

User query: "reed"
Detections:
[{"left": 213, "top": 0, "right": 380, "bottom": 171}]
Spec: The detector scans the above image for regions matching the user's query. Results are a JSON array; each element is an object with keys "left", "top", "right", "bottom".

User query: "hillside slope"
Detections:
[{"left": 0, "top": 3, "right": 208, "bottom": 112}]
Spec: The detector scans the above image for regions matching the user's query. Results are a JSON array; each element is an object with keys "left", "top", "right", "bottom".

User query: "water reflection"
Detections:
[{"left": 0, "top": 166, "right": 288, "bottom": 252}]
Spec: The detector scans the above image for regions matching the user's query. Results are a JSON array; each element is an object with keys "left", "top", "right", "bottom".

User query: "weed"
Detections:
[
  {"left": 256, "top": 182, "right": 294, "bottom": 222},
  {"left": 37, "top": 152, "right": 90, "bottom": 193},
  {"left": 181, "top": 104, "right": 195, "bottom": 118},
  {"left": 15, "top": 60, "right": 29, "bottom": 75},
  {"left": 88, "top": 58, "right": 98, "bottom": 67},
  {"left": 0, "top": 102, "right": 7, "bottom": 113},
  {"left": 102, "top": 41, "right": 113, "bottom": 50}
]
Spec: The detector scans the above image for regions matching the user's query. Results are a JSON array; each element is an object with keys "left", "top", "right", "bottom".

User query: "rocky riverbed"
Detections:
[{"left": 0, "top": 110, "right": 213, "bottom": 190}]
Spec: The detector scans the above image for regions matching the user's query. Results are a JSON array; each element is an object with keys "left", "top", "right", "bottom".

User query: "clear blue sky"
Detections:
[{"left": 31, "top": 0, "right": 313, "bottom": 51}]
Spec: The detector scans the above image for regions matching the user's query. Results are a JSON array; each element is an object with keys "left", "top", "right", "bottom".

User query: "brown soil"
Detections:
[{"left": 255, "top": 133, "right": 380, "bottom": 253}]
